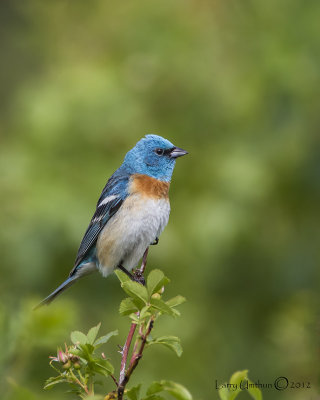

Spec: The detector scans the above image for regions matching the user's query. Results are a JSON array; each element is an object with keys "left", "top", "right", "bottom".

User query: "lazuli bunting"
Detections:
[{"left": 36, "top": 135, "right": 187, "bottom": 308}]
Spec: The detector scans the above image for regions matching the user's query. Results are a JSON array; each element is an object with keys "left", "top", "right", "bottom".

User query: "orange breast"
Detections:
[{"left": 130, "top": 174, "right": 170, "bottom": 199}]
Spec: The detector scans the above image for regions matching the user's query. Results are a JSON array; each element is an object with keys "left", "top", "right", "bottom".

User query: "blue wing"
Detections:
[{"left": 70, "top": 172, "right": 130, "bottom": 275}]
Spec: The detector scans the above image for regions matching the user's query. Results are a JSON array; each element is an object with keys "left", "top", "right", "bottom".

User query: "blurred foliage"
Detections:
[{"left": 0, "top": 0, "right": 319, "bottom": 399}]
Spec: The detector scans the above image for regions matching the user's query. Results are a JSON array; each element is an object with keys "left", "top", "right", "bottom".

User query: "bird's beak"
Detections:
[{"left": 170, "top": 147, "right": 188, "bottom": 158}]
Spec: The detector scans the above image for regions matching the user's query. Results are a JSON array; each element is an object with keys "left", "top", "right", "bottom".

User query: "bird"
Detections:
[{"left": 35, "top": 134, "right": 187, "bottom": 308}]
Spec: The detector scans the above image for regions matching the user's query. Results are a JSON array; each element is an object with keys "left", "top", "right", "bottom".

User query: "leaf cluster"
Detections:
[
  {"left": 116, "top": 269, "right": 185, "bottom": 358},
  {"left": 69, "top": 324, "right": 118, "bottom": 378},
  {"left": 45, "top": 268, "right": 189, "bottom": 399},
  {"left": 45, "top": 323, "right": 118, "bottom": 396},
  {"left": 117, "top": 269, "right": 186, "bottom": 318}
]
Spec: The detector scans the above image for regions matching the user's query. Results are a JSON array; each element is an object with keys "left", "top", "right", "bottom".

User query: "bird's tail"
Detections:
[{"left": 33, "top": 276, "right": 78, "bottom": 310}]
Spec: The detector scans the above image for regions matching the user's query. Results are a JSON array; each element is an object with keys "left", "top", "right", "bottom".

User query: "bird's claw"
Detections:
[
  {"left": 132, "top": 269, "right": 146, "bottom": 286},
  {"left": 150, "top": 237, "right": 159, "bottom": 245},
  {"left": 117, "top": 264, "right": 145, "bottom": 285}
]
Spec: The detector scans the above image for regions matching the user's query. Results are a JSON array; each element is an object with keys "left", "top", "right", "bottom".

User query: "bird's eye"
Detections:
[{"left": 155, "top": 148, "right": 164, "bottom": 156}]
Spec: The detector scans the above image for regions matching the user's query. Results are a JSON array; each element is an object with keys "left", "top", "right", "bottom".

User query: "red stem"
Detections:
[
  {"left": 129, "top": 324, "right": 144, "bottom": 366},
  {"left": 119, "top": 322, "right": 137, "bottom": 385},
  {"left": 117, "top": 247, "right": 149, "bottom": 400}
]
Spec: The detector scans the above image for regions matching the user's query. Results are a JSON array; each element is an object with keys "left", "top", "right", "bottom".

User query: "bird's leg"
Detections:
[
  {"left": 117, "top": 264, "right": 135, "bottom": 280},
  {"left": 150, "top": 237, "right": 159, "bottom": 245},
  {"left": 117, "top": 264, "right": 145, "bottom": 286},
  {"left": 132, "top": 247, "right": 149, "bottom": 285}
]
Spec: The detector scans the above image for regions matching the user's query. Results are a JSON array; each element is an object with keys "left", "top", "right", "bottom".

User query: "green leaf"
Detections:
[
  {"left": 70, "top": 330, "right": 87, "bottom": 345},
  {"left": 219, "top": 387, "right": 235, "bottom": 400},
  {"left": 119, "top": 298, "right": 139, "bottom": 316},
  {"left": 83, "top": 395, "right": 104, "bottom": 400},
  {"left": 142, "top": 396, "right": 165, "bottom": 400},
  {"left": 147, "top": 269, "right": 170, "bottom": 296},
  {"left": 225, "top": 370, "right": 247, "bottom": 400},
  {"left": 44, "top": 375, "right": 69, "bottom": 390},
  {"left": 218, "top": 370, "right": 262, "bottom": 400},
  {"left": 148, "top": 336, "right": 183, "bottom": 357},
  {"left": 79, "top": 344, "right": 95, "bottom": 362},
  {"left": 171, "top": 308, "right": 181, "bottom": 317},
  {"left": 94, "top": 330, "right": 118, "bottom": 346},
  {"left": 147, "top": 380, "right": 192, "bottom": 400},
  {"left": 247, "top": 379, "right": 262, "bottom": 400},
  {"left": 87, "top": 323, "right": 101, "bottom": 345},
  {"left": 230, "top": 370, "right": 248, "bottom": 386},
  {"left": 150, "top": 298, "right": 176, "bottom": 317},
  {"left": 218, "top": 380, "right": 241, "bottom": 400},
  {"left": 218, "top": 387, "right": 231, "bottom": 400},
  {"left": 129, "top": 313, "right": 140, "bottom": 324},
  {"left": 247, "top": 380, "right": 262, "bottom": 400},
  {"left": 121, "top": 280, "right": 149, "bottom": 307},
  {"left": 140, "top": 304, "right": 151, "bottom": 320},
  {"left": 115, "top": 269, "right": 131, "bottom": 284},
  {"left": 90, "top": 358, "right": 114, "bottom": 376},
  {"left": 126, "top": 384, "right": 141, "bottom": 400},
  {"left": 166, "top": 296, "right": 186, "bottom": 308}
]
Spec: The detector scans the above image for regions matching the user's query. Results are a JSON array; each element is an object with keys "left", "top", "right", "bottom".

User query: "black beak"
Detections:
[{"left": 170, "top": 147, "right": 188, "bottom": 158}]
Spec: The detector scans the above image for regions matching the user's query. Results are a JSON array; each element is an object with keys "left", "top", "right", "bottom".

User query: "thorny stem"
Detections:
[
  {"left": 118, "top": 322, "right": 137, "bottom": 388},
  {"left": 118, "top": 317, "right": 154, "bottom": 399},
  {"left": 117, "top": 247, "right": 150, "bottom": 400},
  {"left": 128, "top": 317, "right": 154, "bottom": 374}
]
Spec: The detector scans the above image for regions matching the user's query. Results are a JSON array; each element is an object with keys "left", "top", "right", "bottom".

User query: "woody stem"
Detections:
[{"left": 117, "top": 247, "right": 149, "bottom": 400}]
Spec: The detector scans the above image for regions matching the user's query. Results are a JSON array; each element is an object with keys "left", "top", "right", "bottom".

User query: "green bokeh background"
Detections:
[{"left": 1, "top": 1, "right": 319, "bottom": 399}]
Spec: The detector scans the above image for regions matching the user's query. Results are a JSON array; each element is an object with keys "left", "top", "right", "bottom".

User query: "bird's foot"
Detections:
[
  {"left": 117, "top": 264, "right": 145, "bottom": 285},
  {"left": 150, "top": 237, "right": 159, "bottom": 245},
  {"left": 132, "top": 269, "right": 146, "bottom": 286}
]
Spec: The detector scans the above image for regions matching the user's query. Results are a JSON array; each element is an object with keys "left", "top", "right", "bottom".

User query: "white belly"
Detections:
[{"left": 96, "top": 194, "right": 170, "bottom": 276}]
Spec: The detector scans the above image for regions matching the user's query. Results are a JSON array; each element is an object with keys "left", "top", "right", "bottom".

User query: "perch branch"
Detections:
[
  {"left": 117, "top": 247, "right": 149, "bottom": 400},
  {"left": 118, "top": 317, "right": 154, "bottom": 399}
]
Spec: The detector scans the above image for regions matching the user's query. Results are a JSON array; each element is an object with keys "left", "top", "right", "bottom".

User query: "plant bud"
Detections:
[
  {"left": 73, "top": 362, "right": 81, "bottom": 369},
  {"left": 62, "top": 360, "right": 72, "bottom": 370},
  {"left": 158, "top": 286, "right": 165, "bottom": 294},
  {"left": 57, "top": 348, "right": 68, "bottom": 364},
  {"left": 152, "top": 293, "right": 161, "bottom": 299}
]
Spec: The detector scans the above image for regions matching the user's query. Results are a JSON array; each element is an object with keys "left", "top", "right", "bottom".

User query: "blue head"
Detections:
[{"left": 122, "top": 134, "right": 188, "bottom": 181}]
